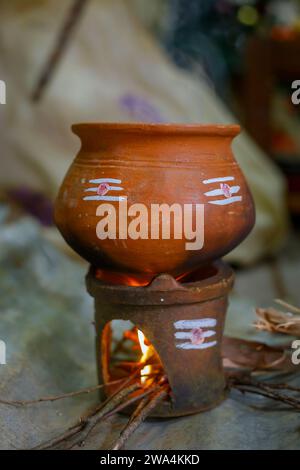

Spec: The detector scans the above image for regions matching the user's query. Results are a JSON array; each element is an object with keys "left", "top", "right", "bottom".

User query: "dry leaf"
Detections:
[
  {"left": 255, "top": 303, "right": 300, "bottom": 336},
  {"left": 222, "top": 336, "right": 290, "bottom": 371}
]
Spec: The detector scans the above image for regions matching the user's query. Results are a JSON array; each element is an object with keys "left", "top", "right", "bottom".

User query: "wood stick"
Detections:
[
  {"left": 103, "top": 385, "right": 160, "bottom": 420},
  {"left": 32, "top": 422, "right": 83, "bottom": 451},
  {"left": 114, "top": 361, "right": 140, "bottom": 372},
  {"left": 261, "top": 382, "right": 300, "bottom": 393},
  {"left": 2, "top": 358, "right": 154, "bottom": 408},
  {"left": 35, "top": 382, "right": 140, "bottom": 450},
  {"left": 31, "top": 0, "right": 89, "bottom": 102},
  {"left": 232, "top": 383, "right": 300, "bottom": 410},
  {"left": 249, "top": 382, "right": 300, "bottom": 407},
  {"left": 0, "top": 378, "right": 126, "bottom": 407},
  {"left": 111, "top": 386, "right": 168, "bottom": 451},
  {"left": 127, "top": 396, "right": 151, "bottom": 425},
  {"left": 229, "top": 376, "right": 300, "bottom": 395},
  {"left": 69, "top": 383, "right": 141, "bottom": 449},
  {"left": 123, "top": 330, "right": 139, "bottom": 343},
  {"left": 34, "top": 368, "right": 142, "bottom": 450}
]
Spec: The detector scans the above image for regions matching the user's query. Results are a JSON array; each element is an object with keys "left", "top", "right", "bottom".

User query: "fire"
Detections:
[
  {"left": 95, "top": 268, "right": 191, "bottom": 287},
  {"left": 96, "top": 269, "right": 150, "bottom": 286},
  {"left": 137, "top": 330, "right": 152, "bottom": 384}
]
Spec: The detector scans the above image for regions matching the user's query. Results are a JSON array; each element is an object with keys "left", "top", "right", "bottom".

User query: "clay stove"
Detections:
[{"left": 86, "top": 260, "right": 234, "bottom": 417}]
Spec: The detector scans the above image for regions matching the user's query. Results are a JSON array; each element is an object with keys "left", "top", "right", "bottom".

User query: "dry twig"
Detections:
[
  {"left": 111, "top": 386, "right": 168, "bottom": 451},
  {"left": 103, "top": 385, "right": 160, "bottom": 420},
  {"left": 34, "top": 369, "right": 142, "bottom": 450},
  {"left": 0, "top": 378, "right": 125, "bottom": 407},
  {"left": 31, "top": 0, "right": 89, "bottom": 102},
  {"left": 229, "top": 377, "right": 300, "bottom": 410},
  {"left": 260, "top": 382, "right": 300, "bottom": 393},
  {"left": 255, "top": 304, "right": 300, "bottom": 336},
  {"left": 68, "top": 382, "right": 140, "bottom": 449}
]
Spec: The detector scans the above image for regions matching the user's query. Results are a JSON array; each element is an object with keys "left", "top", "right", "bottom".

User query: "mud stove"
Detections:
[{"left": 86, "top": 261, "right": 234, "bottom": 417}]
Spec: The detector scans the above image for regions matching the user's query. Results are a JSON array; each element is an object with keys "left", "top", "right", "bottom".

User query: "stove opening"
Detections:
[{"left": 101, "top": 320, "right": 168, "bottom": 398}]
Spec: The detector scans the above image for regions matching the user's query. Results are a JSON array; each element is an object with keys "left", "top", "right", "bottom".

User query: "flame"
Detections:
[
  {"left": 95, "top": 268, "right": 191, "bottom": 287},
  {"left": 137, "top": 329, "right": 152, "bottom": 384}
]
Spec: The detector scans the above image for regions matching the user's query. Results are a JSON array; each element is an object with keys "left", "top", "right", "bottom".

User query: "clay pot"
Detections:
[{"left": 55, "top": 123, "right": 255, "bottom": 277}]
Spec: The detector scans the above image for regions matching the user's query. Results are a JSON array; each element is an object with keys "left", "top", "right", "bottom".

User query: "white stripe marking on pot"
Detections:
[
  {"left": 176, "top": 340, "right": 217, "bottom": 350},
  {"left": 89, "top": 178, "right": 122, "bottom": 184},
  {"left": 204, "top": 185, "right": 240, "bottom": 197},
  {"left": 203, "top": 176, "right": 234, "bottom": 184},
  {"left": 83, "top": 195, "right": 127, "bottom": 201},
  {"left": 84, "top": 186, "right": 123, "bottom": 192},
  {"left": 174, "top": 318, "right": 216, "bottom": 329},
  {"left": 175, "top": 330, "right": 216, "bottom": 340},
  {"left": 208, "top": 196, "right": 242, "bottom": 205}
]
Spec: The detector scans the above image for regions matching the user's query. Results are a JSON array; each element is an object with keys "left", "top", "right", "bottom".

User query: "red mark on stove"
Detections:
[
  {"left": 191, "top": 328, "right": 205, "bottom": 345},
  {"left": 97, "top": 183, "right": 110, "bottom": 196},
  {"left": 220, "top": 183, "right": 232, "bottom": 198}
]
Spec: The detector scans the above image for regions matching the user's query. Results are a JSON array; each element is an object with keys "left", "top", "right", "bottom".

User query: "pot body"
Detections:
[{"left": 55, "top": 123, "right": 255, "bottom": 276}]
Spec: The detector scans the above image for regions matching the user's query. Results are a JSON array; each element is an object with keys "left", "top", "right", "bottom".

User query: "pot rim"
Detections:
[{"left": 72, "top": 122, "right": 240, "bottom": 137}]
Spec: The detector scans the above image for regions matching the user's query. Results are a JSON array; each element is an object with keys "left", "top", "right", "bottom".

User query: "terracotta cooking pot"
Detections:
[{"left": 55, "top": 123, "right": 255, "bottom": 277}]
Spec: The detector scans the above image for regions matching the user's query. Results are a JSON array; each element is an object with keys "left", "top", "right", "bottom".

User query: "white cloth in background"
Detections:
[{"left": 0, "top": 0, "right": 288, "bottom": 264}]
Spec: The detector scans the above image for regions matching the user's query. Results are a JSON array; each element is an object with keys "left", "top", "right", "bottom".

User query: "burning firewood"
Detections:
[
  {"left": 1, "top": 319, "right": 300, "bottom": 450},
  {"left": 123, "top": 329, "right": 139, "bottom": 344},
  {"left": 33, "top": 371, "right": 143, "bottom": 450},
  {"left": 111, "top": 385, "right": 169, "bottom": 451}
]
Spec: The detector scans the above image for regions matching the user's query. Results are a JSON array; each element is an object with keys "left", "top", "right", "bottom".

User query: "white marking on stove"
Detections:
[
  {"left": 174, "top": 318, "right": 217, "bottom": 351},
  {"left": 175, "top": 330, "right": 215, "bottom": 340},
  {"left": 176, "top": 340, "right": 217, "bottom": 350},
  {"left": 174, "top": 319, "right": 216, "bottom": 329},
  {"left": 203, "top": 176, "right": 234, "bottom": 184}
]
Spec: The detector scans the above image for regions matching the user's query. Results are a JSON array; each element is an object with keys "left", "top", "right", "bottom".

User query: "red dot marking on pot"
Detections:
[
  {"left": 191, "top": 328, "right": 205, "bottom": 345},
  {"left": 220, "top": 183, "right": 232, "bottom": 198},
  {"left": 97, "top": 183, "right": 110, "bottom": 196}
]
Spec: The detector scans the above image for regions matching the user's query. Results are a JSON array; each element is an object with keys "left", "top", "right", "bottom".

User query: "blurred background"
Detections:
[{"left": 2, "top": 0, "right": 300, "bottom": 264}]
